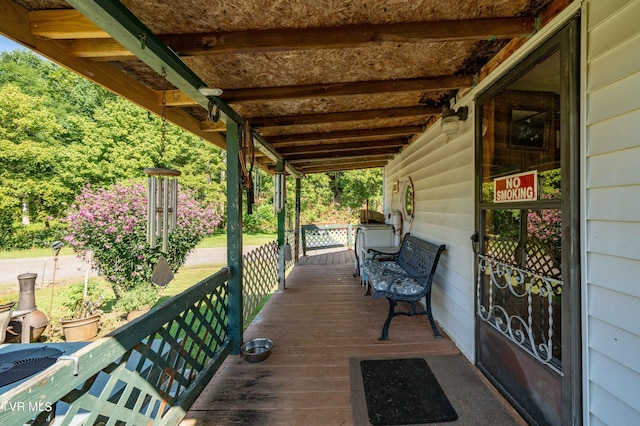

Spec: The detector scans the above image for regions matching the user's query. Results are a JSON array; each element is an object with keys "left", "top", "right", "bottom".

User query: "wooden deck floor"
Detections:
[{"left": 182, "top": 249, "right": 522, "bottom": 425}]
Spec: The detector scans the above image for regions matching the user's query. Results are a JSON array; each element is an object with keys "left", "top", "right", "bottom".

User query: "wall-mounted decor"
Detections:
[
  {"left": 403, "top": 177, "right": 415, "bottom": 219},
  {"left": 507, "top": 91, "right": 555, "bottom": 150},
  {"left": 509, "top": 109, "right": 551, "bottom": 149}
]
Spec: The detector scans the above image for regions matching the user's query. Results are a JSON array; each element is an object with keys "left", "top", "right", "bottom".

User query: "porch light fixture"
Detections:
[
  {"left": 198, "top": 86, "right": 223, "bottom": 97},
  {"left": 198, "top": 87, "right": 223, "bottom": 122},
  {"left": 441, "top": 106, "right": 469, "bottom": 136}
]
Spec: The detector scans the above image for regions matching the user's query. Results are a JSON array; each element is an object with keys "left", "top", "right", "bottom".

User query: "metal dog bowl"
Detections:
[{"left": 240, "top": 338, "right": 273, "bottom": 363}]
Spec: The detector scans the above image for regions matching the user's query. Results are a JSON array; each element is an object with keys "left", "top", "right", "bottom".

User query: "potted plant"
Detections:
[
  {"left": 116, "top": 283, "right": 160, "bottom": 321},
  {"left": 60, "top": 279, "right": 104, "bottom": 342}
]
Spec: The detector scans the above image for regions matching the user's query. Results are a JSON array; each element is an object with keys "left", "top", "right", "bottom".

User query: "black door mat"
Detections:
[
  {"left": 350, "top": 355, "right": 523, "bottom": 426},
  {"left": 359, "top": 358, "right": 457, "bottom": 425}
]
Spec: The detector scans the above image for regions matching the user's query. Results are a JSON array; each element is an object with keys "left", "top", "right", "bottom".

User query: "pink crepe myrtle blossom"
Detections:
[
  {"left": 64, "top": 182, "right": 221, "bottom": 300},
  {"left": 527, "top": 191, "right": 562, "bottom": 249}
]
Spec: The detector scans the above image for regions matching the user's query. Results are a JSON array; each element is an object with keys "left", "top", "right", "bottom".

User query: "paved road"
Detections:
[{"left": 0, "top": 247, "right": 257, "bottom": 287}]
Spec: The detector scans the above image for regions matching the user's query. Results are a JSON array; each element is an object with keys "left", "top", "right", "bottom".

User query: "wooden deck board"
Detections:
[{"left": 182, "top": 250, "right": 522, "bottom": 425}]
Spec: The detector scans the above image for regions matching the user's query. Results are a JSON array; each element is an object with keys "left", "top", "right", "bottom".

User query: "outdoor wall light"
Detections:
[
  {"left": 441, "top": 106, "right": 469, "bottom": 136},
  {"left": 198, "top": 87, "right": 223, "bottom": 122},
  {"left": 197, "top": 86, "right": 223, "bottom": 97}
]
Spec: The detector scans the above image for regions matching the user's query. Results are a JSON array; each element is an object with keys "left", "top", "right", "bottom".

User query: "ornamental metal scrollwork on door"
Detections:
[{"left": 476, "top": 253, "right": 563, "bottom": 375}]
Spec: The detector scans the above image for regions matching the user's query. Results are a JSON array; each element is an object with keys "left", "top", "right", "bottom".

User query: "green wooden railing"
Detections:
[
  {"left": 0, "top": 240, "right": 292, "bottom": 425},
  {"left": 301, "top": 224, "right": 354, "bottom": 256},
  {"left": 0, "top": 268, "right": 233, "bottom": 426},
  {"left": 243, "top": 240, "right": 295, "bottom": 322}
]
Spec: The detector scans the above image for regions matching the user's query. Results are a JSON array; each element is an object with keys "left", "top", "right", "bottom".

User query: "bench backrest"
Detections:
[{"left": 396, "top": 235, "right": 446, "bottom": 288}]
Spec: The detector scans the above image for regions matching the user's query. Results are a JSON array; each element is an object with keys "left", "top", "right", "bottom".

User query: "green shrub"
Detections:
[
  {"left": 114, "top": 283, "right": 159, "bottom": 314},
  {"left": 0, "top": 221, "right": 67, "bottom": 250},
  {"left": 61, "top": 279, "right": 105, "bottom": 319},
  {"left": 243, "top": 203, "right": 277, "bottom": 233}
]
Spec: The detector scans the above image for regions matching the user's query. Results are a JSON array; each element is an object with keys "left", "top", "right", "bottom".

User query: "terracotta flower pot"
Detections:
[
  {"left": 60, "top": 314, "right": 100, "bottom": 342},
  {"left": 126, "top": 308, "right": 151, "bottom": 321}
]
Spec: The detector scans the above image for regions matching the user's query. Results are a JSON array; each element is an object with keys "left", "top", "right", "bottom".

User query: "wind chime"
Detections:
[
  {"left": 273, "top": 170, "right": 285, "bottom": 213},
  {"left": 145, "top": 69, "right": 180, "bottom": 254},
  {"left": 144, "top": 167, "right": 179, "bottom": 253},
  {"left": 239, "top": 120, "right": 255, "bottom": 214},
  {"left": 253, "top": 167, "right": 264, "bottom": 201}
]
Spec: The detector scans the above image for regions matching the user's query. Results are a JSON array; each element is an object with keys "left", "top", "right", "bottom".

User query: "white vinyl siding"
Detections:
[
  {"left": 585, "top": 0, "right": 640, "bottom": 424},
  {"left": 380, "top": 2, "right": 640, "bottom": 422},
  {"left": 384, "top": 116, "right": 476, "bottom": 359}
]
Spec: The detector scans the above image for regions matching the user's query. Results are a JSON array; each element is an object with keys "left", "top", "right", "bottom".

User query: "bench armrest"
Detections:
[{"left": 368, "top": 247, "right": 400, "bottom": 260}]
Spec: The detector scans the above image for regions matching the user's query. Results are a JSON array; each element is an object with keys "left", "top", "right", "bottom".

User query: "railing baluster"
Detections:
[{"left": 300, "top": 223, "right": 355, "bottom": 254}]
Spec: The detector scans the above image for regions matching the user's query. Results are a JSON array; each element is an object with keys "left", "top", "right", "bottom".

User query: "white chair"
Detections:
[{"left": 0, "top": 302, "right": 16, "bottom": 344}]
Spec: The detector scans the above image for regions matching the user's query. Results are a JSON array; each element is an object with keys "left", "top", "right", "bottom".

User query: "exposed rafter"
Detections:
[
  {"left": 284, "top": 146, "right": 401, "bottom": 161},
  {"left": 29, "top": 9, "right": 534, "bottom": 60},
  {"left": 267, "top": 126, "right": 423, "bottom": 146},
  {"left": 296, "top": 161, "right": 390, "bottom": 173},
  {"left": 266, "top": 138, "right": 409, "bottom": 156},
  {"left": 161, "top": 17, "right": 535, "bottom": 56},
  {"left": 249, "top": 106, "right": 441, "bottom": 128},
  {"left": 221, "top": 75, "right": 474, "bottom": 103},
  {"left": 157, "top": 74, "right": 472, "bottom": 107},
  {"left": 283, "top": 154, "right": 395, "bottom": 174}
]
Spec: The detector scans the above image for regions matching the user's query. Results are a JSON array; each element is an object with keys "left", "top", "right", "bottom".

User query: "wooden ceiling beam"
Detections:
[
  {"left": 200, "top": 120, "right": 226, "bottom": 133},
  {"left": 281, "top": 146, "right": 401, "bottom": 161},
  {"left": 266, "top": 126, "right": 421, "bottom": 147},
  {"left": 159, "top": 74, "right": 469, "bottom": 107},
  {"left": 266, "top": 126, "right": 422, "bottom": 145},
  {"left": 288, "top": 154, "right": 394, "bottom": 166},
  {"left": 29, "top": 9, "right": 110, "bottom": 39},
  {"left": 158, "top": 89, "right": 199, "bottom": 107},
  {"left": 249, "top": 106, "right": 441, "bottom": 127},
  {"left": 160, "top": 16, "right": 536, "bottom": 56},
  {"left": 297, "top": 161, "right": 389, "bottom": 173},
  {"left": 70, "top": 38, "right": 131, "bottom": 59},
  {"left": 257, "top": 121, "right": 425, "bottom": 137},
  {"left": 33, "top": 10, "right": 534, "bottom": 60},
  {"left": 275, "top": 138, "right": 408, "bottom": 156},
  {"left": 159, "top": 74, "right": 471, "bottom": 107},
  {"left": 223, "top": 75, "right": 474, "bottom": 103}
]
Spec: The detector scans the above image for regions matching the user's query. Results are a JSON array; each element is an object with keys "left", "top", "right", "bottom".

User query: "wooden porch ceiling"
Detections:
[{"left": 1, "top": 0, "right": 569, "bottom": 176}]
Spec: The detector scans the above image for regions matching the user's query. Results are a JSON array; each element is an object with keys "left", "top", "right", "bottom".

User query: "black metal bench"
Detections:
[{"left": 362, "top": 235, "right": 446, "bottom": 340}]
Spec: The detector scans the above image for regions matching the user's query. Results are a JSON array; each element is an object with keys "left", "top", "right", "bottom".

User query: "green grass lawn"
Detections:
[
  {"left": 0, "top": 232, "right": 277, "bottom": 259},
  {"left": 0, "top": 246, "right": 77, "bottom": 260},
  {"left": 197, "top": 232, "right": 277, "bottom": 248}
]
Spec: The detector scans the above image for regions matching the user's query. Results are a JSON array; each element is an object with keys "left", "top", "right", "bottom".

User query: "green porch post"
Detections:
[
  {"left": 226, "top": 120, "right": 243, "bottom": 354},
  {"left": 294, "top": 177, "right": 301, "bottom": 263},
  {"left": 276, "top": 161, "right": 286, "bottom": 290}
]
